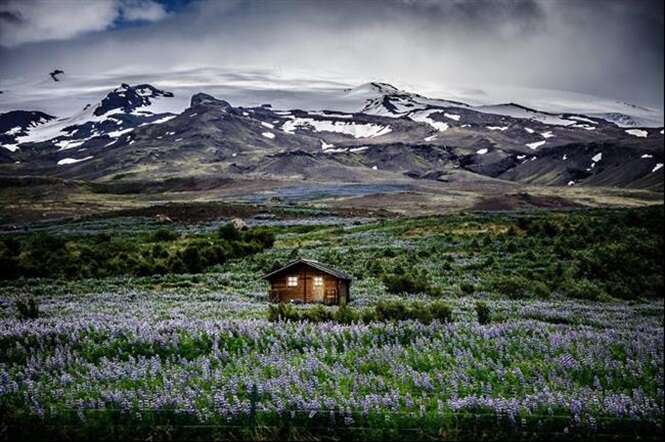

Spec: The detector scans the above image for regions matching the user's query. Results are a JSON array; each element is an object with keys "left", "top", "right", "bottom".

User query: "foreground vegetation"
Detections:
[{"left": 0, "top": 205, "right": 663, "bottom": 440}]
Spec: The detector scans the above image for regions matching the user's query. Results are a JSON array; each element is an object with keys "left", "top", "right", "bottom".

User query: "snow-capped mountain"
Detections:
[
  {"left": 0, "top": 83, "right": 176, "bottom": 154},
  {"left": 0, "top": 72, "right": 662, "bottom": 191},
  {"left": 1, "top": 68, "right": 662, "bottom": 127},
  {"left": 0, "top": 111, "right": 55, "bottom": 152}
]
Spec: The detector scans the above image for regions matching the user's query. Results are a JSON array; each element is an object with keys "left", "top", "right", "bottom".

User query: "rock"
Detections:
[
  {"left": 155, "top": 214, "right": 173, "bottom": 223},
  {"left": 230, "top": 218, "right": 248, "bottom": 231}
]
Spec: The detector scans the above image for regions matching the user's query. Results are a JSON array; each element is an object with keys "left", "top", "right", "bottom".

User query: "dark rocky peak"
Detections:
[
  {"left": 0, "top": 110, "right": 55, "bottom": 133},
  {"left": 93, "top": 83, "right": 174, "bottom": 116},
  {"left": 190, "top": 93, "right": 233, "bottom": 110}
]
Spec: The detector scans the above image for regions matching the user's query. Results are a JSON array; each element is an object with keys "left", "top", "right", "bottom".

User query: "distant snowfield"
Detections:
[
  {"left": 1, "top": 67, "right": 663, "bottom": 128},
  {"left": 281, "top": 117, "right": 391, "bottom": 138}
]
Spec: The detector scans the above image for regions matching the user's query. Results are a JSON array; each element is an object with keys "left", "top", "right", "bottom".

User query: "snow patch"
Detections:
[
  {"left": 526, "top": 140, "right": 546, "bottom": 150},
  {"left": 107, "top": 128, "right": 134, "bottom": 138},
  {"left": 486, "top": 126, "right": 508, "bottom": 131},
  {"left": 281, "top": 117, "right": 391, "bottom": 138},
  {"left": 653, "top": 163, "right": 664, "bottom": 173},
  {"left": 55, "top": 139, "right": 86, "bottom": 150},
  {"left": 625, "top": 129, "right": 648, "bottom": 138},
  {"left": 262, "top": 131, "right": 275, "bottom": 139},
  {"left": 57, "top": 156, "right": 93, "bottom": 165},
  {"left": 409, "top": 109, "right": 449, "bottom": 132},
  {"left": 149, "top": 115, "right": 177, "bottom": 125},
  {"left": 2, "top": 143, "right": 19, "bottom": 152},
  {"left": 476, "top": 148, "right": 488, "bottom": 155}
]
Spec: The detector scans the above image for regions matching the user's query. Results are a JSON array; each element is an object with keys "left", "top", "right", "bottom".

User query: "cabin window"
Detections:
[
  {"left": 287, "top": 276, "right": 298, "bottom": 287},
  {"left": 314, "top": 276, "right": 323, "bottom": 286}
]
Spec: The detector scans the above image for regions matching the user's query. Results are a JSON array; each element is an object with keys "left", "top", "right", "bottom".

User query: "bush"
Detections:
[
  {"left": 460, "top": 282, "right": 475, "bottom": 295},
  {"left": 475, "top": 301, "right": 491, "bottom": 325},
  {"left": 382, "top": 273, "right": 441, "bottom": 297},
  {"left": 268, "top": 303, "right": 299, "bottom": 322},
  {"left": 0, "top": 225, "right": 274, "bottom": 280},
  {"left": 430, "top": 301, "right": 453, "bottom": 323},
  {"left": 334, "top": 305, "right": 359, "bottom": 324},
  {"left": 375, "top": 300, "right": 452, "bottom": 324},
  {"left": 532, "top": 281, "right": 551, "bottom": 299},
  {"left": 489, "top": 275, "right": 532, "bottom": 299},
  {"left": 304, "top": 305, "right": 334, "bottom": 323},
  {"left": 375, "top": 300, "right": 409, "bottom": 322},
  {"left": 218, "top": 223, "right": 240, "bottom": 241},
  {"left": 16, "top": 297, "right": 39, "bottom": 320},
  {"left": 268, "top": 301, "right": 453, "bottom": 325},
  {"left": 562, "top": 278, "right": 608, "bottom": 301},
  {"left": 150, "top": 228, "right": 179, "bottom": 242}
]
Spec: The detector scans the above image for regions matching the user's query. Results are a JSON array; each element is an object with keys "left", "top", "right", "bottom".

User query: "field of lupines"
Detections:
[{"left": 0, "top": 206, "right": 663, "bottom": 440}]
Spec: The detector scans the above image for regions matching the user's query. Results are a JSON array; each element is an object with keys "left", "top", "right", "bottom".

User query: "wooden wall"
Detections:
[{"left": 267, "top": 263, "right": 349, "bottom": 305}]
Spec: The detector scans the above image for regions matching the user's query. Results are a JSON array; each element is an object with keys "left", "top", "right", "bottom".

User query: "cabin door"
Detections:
[{"left": 312, "top": 275, "right": 324, "bottom": 303}]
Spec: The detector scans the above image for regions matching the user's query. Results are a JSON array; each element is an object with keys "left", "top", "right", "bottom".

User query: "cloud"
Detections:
[
  {"left": 120, "top": 0, "right": 169, "bottom": 22},
  {"left": 0, "top": 0, "right": 662, "bottom": 108},
  {"left": 0, "top": 0, "right": 168, "bottom": 47}
]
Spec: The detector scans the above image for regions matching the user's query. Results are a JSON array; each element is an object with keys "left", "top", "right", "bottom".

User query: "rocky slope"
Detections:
[{"left": 0, "top": 80, "right": 662, "bottom": 191}]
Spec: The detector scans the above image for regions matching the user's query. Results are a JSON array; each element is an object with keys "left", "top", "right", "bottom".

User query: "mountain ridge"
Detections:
[{"left": 0, "top": 78, "right": 662, "bottom": 192}]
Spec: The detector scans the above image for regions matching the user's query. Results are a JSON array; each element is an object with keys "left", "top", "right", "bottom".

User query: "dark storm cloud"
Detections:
[{"left": 0, "top": 0, "right": 663, "bottom": 108}]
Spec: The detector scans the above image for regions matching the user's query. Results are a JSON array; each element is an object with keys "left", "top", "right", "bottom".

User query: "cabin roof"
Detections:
[{"left": 261, "top": 258, "right": 352, "bottom": 281}]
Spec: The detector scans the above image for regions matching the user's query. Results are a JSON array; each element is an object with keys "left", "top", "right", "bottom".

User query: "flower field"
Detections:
[{"left": 1, "top": 207, "right": 663, "bottom": 440}]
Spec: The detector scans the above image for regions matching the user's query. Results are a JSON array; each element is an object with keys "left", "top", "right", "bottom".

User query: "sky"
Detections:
[{"left": 0, "top": 0, "right": 663, "bottom": 109}]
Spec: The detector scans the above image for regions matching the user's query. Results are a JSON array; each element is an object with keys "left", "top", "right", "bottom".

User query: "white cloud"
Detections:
[
  {"left": 120, "top": 0, "right": 169, "bottom": 22},
  {"left": 0, "top": 0, "right": 168, "bottom": 47}
]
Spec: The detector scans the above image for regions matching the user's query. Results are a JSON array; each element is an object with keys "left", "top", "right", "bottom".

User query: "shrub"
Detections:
[
  {"left": 532, "top": 281, "right": 551, "bottom": 299},
  {"left": 304, "top": 305, "right": 334, "bottom": 323},
  {"left": 430, "top": 301, "right": 453, "bottom": 323},
  {"left": 562, "top": 278, "right": 608, "bottom": 301},
  {"left": 408, "top": 303, "right": 433, "bottom": 324},
  {"left": 181, "top": 246, "right": 204, "bottom": 273},
  {"left": 218, "top": 223, "right": 240, "bottom": 241},
  {"left": 460, "top": 282, "right": 475, "bottom": 295},
  {"left": 268, "top": 303, "right": 299, "bottom": 322},
  {"left": 243, "top": 228, "right": 275, "bottom": 249},
  {"left": 16, "top": 297, "right": 39, "bottom": 320},
  {"left": 489, "top": 275, "right": 532, "bottom": 299},
  {"left": 382, "top": 273, "right": 441, "bottom": 297},
  {"left": 150, "top": 228, "right": 179, "bottom": 242},
  {"left": 375, "top": 300, "right": 409, "bottom": 322},
  {"left": 334, "top": 305, "right": 359, "bottom": 324},
  {"left": 475, "top": 301, "right": 491, "bottom": 325},
  {"left": 268, "top": 301, "right": 453, "bottom": 325},
  {"left": 360, "top": 308, "right": 377, "bottom": 324}
]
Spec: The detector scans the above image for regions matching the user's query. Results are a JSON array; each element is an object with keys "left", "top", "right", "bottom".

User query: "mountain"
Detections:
[
  {"left": 0, "top": 110, "right": 55, "bottom": 151},
  {"left": 0, "top": 77, "right": 662, "bottom": 193}
]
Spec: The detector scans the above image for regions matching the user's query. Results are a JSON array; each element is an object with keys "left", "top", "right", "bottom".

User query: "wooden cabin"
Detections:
[{"left": 262, "top": 259, "right": 351, "bottom": 305}]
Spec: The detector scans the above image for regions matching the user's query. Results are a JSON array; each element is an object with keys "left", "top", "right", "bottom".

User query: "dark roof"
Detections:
[{"left": 262, "top": 258, "right": 352, "bottom": 281}]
